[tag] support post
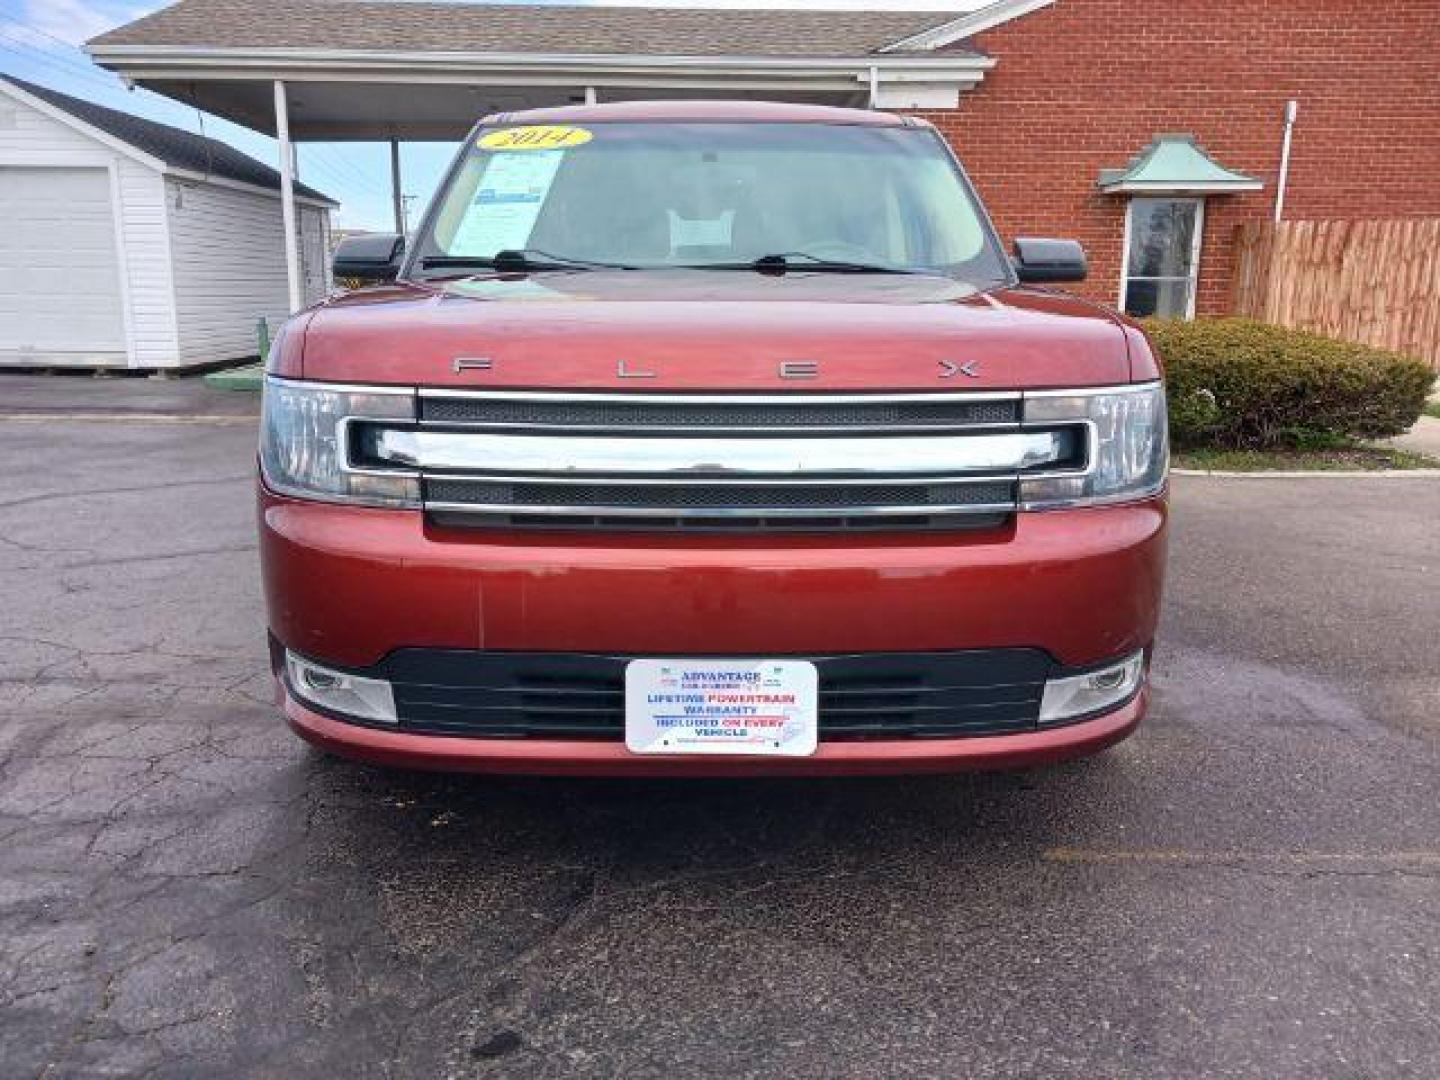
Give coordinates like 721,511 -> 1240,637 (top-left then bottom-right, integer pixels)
273,80 -> 301,312
584,86 -> 598,106
390,139 -> 404,234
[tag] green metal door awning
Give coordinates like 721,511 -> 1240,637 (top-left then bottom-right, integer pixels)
1098,134 -> 1263,195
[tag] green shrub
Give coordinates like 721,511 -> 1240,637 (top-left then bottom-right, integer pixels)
1145,318 -> 1435,449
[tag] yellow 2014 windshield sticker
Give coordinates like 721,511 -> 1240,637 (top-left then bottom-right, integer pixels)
478,125 -> 593,152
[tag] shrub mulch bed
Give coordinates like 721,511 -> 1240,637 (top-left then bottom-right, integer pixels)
1147,317 -> 1434,449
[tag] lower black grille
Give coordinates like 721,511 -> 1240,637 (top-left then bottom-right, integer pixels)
425,478 -> 1016,511
369,648 -> 1052,741
429,510 -> 1011,533
423,478 -> 1017,533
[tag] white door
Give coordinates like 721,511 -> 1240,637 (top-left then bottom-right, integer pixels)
0,166 -> 127,365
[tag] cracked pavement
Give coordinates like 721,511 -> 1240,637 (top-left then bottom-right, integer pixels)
1,376 -> 1438,1078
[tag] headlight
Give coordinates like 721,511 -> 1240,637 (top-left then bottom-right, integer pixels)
1020,383 -> 1168,509
259,376 -> 419,507
1039,650 -> 1146,725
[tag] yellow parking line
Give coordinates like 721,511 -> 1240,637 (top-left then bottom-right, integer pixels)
1044,848 -> 1440,868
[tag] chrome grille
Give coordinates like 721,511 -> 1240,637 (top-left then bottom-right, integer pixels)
348,390 -> 1088,531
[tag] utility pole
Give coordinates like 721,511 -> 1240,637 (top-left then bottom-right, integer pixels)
389,139 -> 404,234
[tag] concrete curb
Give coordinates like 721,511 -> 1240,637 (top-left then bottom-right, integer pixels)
1174,468 -> 1440,479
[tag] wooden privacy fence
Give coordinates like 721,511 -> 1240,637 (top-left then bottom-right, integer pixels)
1231,218 -> 1440,370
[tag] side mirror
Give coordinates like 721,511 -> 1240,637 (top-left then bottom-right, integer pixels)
1012,237 -> 1087,284
333,232 -> 405,284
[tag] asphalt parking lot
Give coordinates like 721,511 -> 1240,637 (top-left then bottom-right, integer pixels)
2,376 -> 1438,1079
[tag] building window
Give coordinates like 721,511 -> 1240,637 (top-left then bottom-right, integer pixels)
1120,197 -> 1204,319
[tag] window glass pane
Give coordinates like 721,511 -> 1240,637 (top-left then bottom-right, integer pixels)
1125,278 -> 1192,319
1127,198 -> 1198,278
421,123 -> 1009,286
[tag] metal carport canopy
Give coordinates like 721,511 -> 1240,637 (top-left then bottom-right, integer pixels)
85,1 -> 998,310
77,50 -> 995,141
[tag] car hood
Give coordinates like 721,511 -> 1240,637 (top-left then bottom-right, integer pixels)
300,271 -> 1134,390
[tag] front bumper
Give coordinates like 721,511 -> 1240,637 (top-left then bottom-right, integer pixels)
281,680 -> 1148,777
260,487 -> 1166,774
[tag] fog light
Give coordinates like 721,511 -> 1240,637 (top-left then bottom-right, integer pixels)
301,668 -> 341,692
285,651 -> 398,724
1039,651 -> 1145,725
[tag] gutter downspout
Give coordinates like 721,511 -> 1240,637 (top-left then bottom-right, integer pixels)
1274,100 -> 1298,223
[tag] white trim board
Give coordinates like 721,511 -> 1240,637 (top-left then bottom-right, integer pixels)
104,158 -> 140,367
89,45 -> 998,75
881,0 -> 1058,53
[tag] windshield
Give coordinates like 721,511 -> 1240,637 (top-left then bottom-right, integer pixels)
411,121 -> 1011,286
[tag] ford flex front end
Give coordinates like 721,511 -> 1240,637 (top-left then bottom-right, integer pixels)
258,101 -> 1168,776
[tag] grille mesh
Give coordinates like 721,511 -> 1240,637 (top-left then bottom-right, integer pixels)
421,395 -> 1020,428
425,478 -> 1016,511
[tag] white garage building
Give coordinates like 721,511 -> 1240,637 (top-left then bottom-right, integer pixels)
0,75 -> 335,370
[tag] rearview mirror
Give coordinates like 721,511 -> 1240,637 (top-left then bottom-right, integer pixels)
1012,237 -> 1087,284
333,233 -> 405,284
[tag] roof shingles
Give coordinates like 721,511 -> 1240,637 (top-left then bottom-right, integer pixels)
89,0 -> 973,59
1,75 -> 334,203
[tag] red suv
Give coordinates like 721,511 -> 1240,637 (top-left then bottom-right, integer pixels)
259,102 -> 1168,776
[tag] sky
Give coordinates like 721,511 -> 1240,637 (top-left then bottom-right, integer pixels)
0,0 -> 984,229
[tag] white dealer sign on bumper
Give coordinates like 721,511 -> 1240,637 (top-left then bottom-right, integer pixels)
625,660 -> 819,757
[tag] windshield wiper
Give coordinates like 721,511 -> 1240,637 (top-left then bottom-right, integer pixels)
681,252 -> 927,276
419,249 -> 638,274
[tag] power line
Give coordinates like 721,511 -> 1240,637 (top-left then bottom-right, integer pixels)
305,144 -> 393,200
295,153 -> 367,202
0,31 -> 242,155
0,13 -> 397,215
0,17 -> 121,84
308,143 -> 391,194
296,155 -> 367,201
0,16 -> 205,133
0,33 -> 122,94
0,10 -> 94,53
288,145 -> 401,213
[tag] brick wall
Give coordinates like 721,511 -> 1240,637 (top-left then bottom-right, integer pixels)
911,0 -> 1440,315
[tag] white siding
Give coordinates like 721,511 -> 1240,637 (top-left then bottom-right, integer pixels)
166,178 -> 331,366
0,89 -> 179,368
